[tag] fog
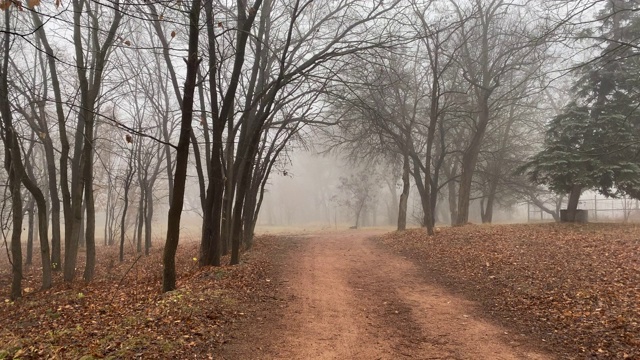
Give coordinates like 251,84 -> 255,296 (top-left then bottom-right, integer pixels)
254,149 -> 531,231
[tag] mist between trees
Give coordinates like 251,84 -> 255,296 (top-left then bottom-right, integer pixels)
1,0 -> 638,298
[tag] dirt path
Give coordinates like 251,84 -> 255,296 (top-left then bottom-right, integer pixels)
221,231 -> 553,359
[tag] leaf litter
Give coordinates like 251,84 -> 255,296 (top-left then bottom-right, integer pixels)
0,236 -> 280,359
3,224 -> 640,359
378,223 -> 640,359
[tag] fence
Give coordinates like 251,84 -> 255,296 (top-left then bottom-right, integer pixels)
527,195 -> 640,222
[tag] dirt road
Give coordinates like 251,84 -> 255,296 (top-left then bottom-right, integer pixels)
221,231 -> 553,359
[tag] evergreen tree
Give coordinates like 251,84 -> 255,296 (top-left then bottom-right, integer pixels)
520,0 -> 640,221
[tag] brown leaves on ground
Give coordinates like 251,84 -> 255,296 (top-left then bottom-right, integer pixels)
379,223 -> 640,359
0,237 -> 279,359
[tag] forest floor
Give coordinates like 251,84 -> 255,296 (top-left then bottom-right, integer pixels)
1,223 -> 639,359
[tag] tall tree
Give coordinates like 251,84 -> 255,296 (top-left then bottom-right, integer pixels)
450,0 -> 550,225
64,0 -> 124,282
0,7 -> 52,297
162,0 -> 203,292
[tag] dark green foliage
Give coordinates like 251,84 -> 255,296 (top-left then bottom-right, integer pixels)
521,103 -> 640,198
520,0 -> 640,199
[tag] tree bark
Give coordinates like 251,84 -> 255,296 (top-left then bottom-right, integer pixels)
65,0 -> 122,282
144,182 -> 154,255
1,8 -> 53,295
83,110 -> 100,280
31,10 -> 65,272
9,172 -> 23,300
421,43 -> 442,234
565,185 -> 582,222
79,193 -> 86,249
136,187 -> 145,254
445,163 -> 459,225
119,152 -> 135,263
26,200 -> 35,266
83,166 -> 96,281
456,94 -> 491,225
398,153 -> 410,231
198,0 -> 225,268
201,0 -> 262,265
22,145 -> 53,289
242,178 -> 260,249
104,182 -> 113,246
162,0 -> 202,292
481,180 -> 498,223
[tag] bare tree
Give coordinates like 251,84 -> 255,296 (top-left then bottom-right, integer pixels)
1,7 -> 52,297
450,0 -> 550,225
335,171 -> 380,229
162,0 -> 204,292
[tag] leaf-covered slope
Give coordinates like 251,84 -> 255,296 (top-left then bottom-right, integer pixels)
379,223 -> 640,359
0,237 -> 280,359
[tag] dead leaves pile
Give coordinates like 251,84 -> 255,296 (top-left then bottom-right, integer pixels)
0,236 -> 279,359
380,223 -> 640,359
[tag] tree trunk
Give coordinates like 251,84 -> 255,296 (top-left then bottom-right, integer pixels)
104,185 -> 112,246
65,0 -> 90,283
162,0 -> 202,292
83,171 -> 96,281
26,201 -> 35,266
199,130 -> 224,266
1,56 -> 24,298
64,177 -> 84,281
221,169 -> 234,256
456,154 -> 476,226
565,185 -> 582,222
65,0 -> 89,283
46,141 -> 62,270
9,173 -> 23,300
446,166 -> 458,225
429,177 -> 439,226
229,120 -> 267,265
409,154 -> 433,233
221,96 -> 237,257
82,116 -> 98,281
230,171 -> 248,265
136,188 -> 145,253
163,134 -> 174,204
199,109 -> 224,265
31,10 -> 65,272
21,148 -> 53,289
398,153 -> 410,231
422,51 -> 442,235
481,180 -> 498,224
66,0 -> 122,282
79,201 -> 86,248
1,9 -> 53,296
386,176 -> 399,226
119,163 -> 134,263
144,183 -> 154,255
456,95 -> 491,226
242,180 -> 260,250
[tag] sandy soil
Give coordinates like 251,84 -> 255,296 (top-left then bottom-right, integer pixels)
220,230 -> 553,359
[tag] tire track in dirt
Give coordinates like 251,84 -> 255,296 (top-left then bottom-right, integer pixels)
267,232 -> 394,359
222,231 -> 554,359
352,235 -> 552,359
